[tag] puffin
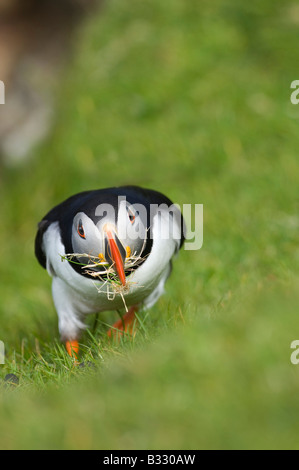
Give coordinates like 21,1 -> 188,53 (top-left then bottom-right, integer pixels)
35,186 -> 185,358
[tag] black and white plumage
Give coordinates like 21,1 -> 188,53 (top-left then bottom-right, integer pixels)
35,186 -> 185,350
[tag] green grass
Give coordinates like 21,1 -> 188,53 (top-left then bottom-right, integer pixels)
1,0 -> 299,449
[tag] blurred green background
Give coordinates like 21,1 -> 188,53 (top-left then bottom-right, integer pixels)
0,0 -> 299,449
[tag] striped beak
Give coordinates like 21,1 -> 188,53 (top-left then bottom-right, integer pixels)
103,225 -> 127,286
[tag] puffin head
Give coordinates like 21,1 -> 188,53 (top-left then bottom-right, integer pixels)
70,195 -> 149,285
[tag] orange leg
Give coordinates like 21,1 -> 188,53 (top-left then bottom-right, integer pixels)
107,306 -> 138,340
65,340 -> 79,360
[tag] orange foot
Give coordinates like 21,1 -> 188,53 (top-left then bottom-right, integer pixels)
107,306 -> 138,341
65,340 -> 79,361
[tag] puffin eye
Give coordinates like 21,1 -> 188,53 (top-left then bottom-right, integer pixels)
77,219 -> 86,239
128,210 -> 136,224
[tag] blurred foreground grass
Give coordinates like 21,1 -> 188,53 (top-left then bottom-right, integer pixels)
0,0 -> 299,449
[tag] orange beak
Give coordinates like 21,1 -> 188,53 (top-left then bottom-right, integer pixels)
104,226 -> 126,286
